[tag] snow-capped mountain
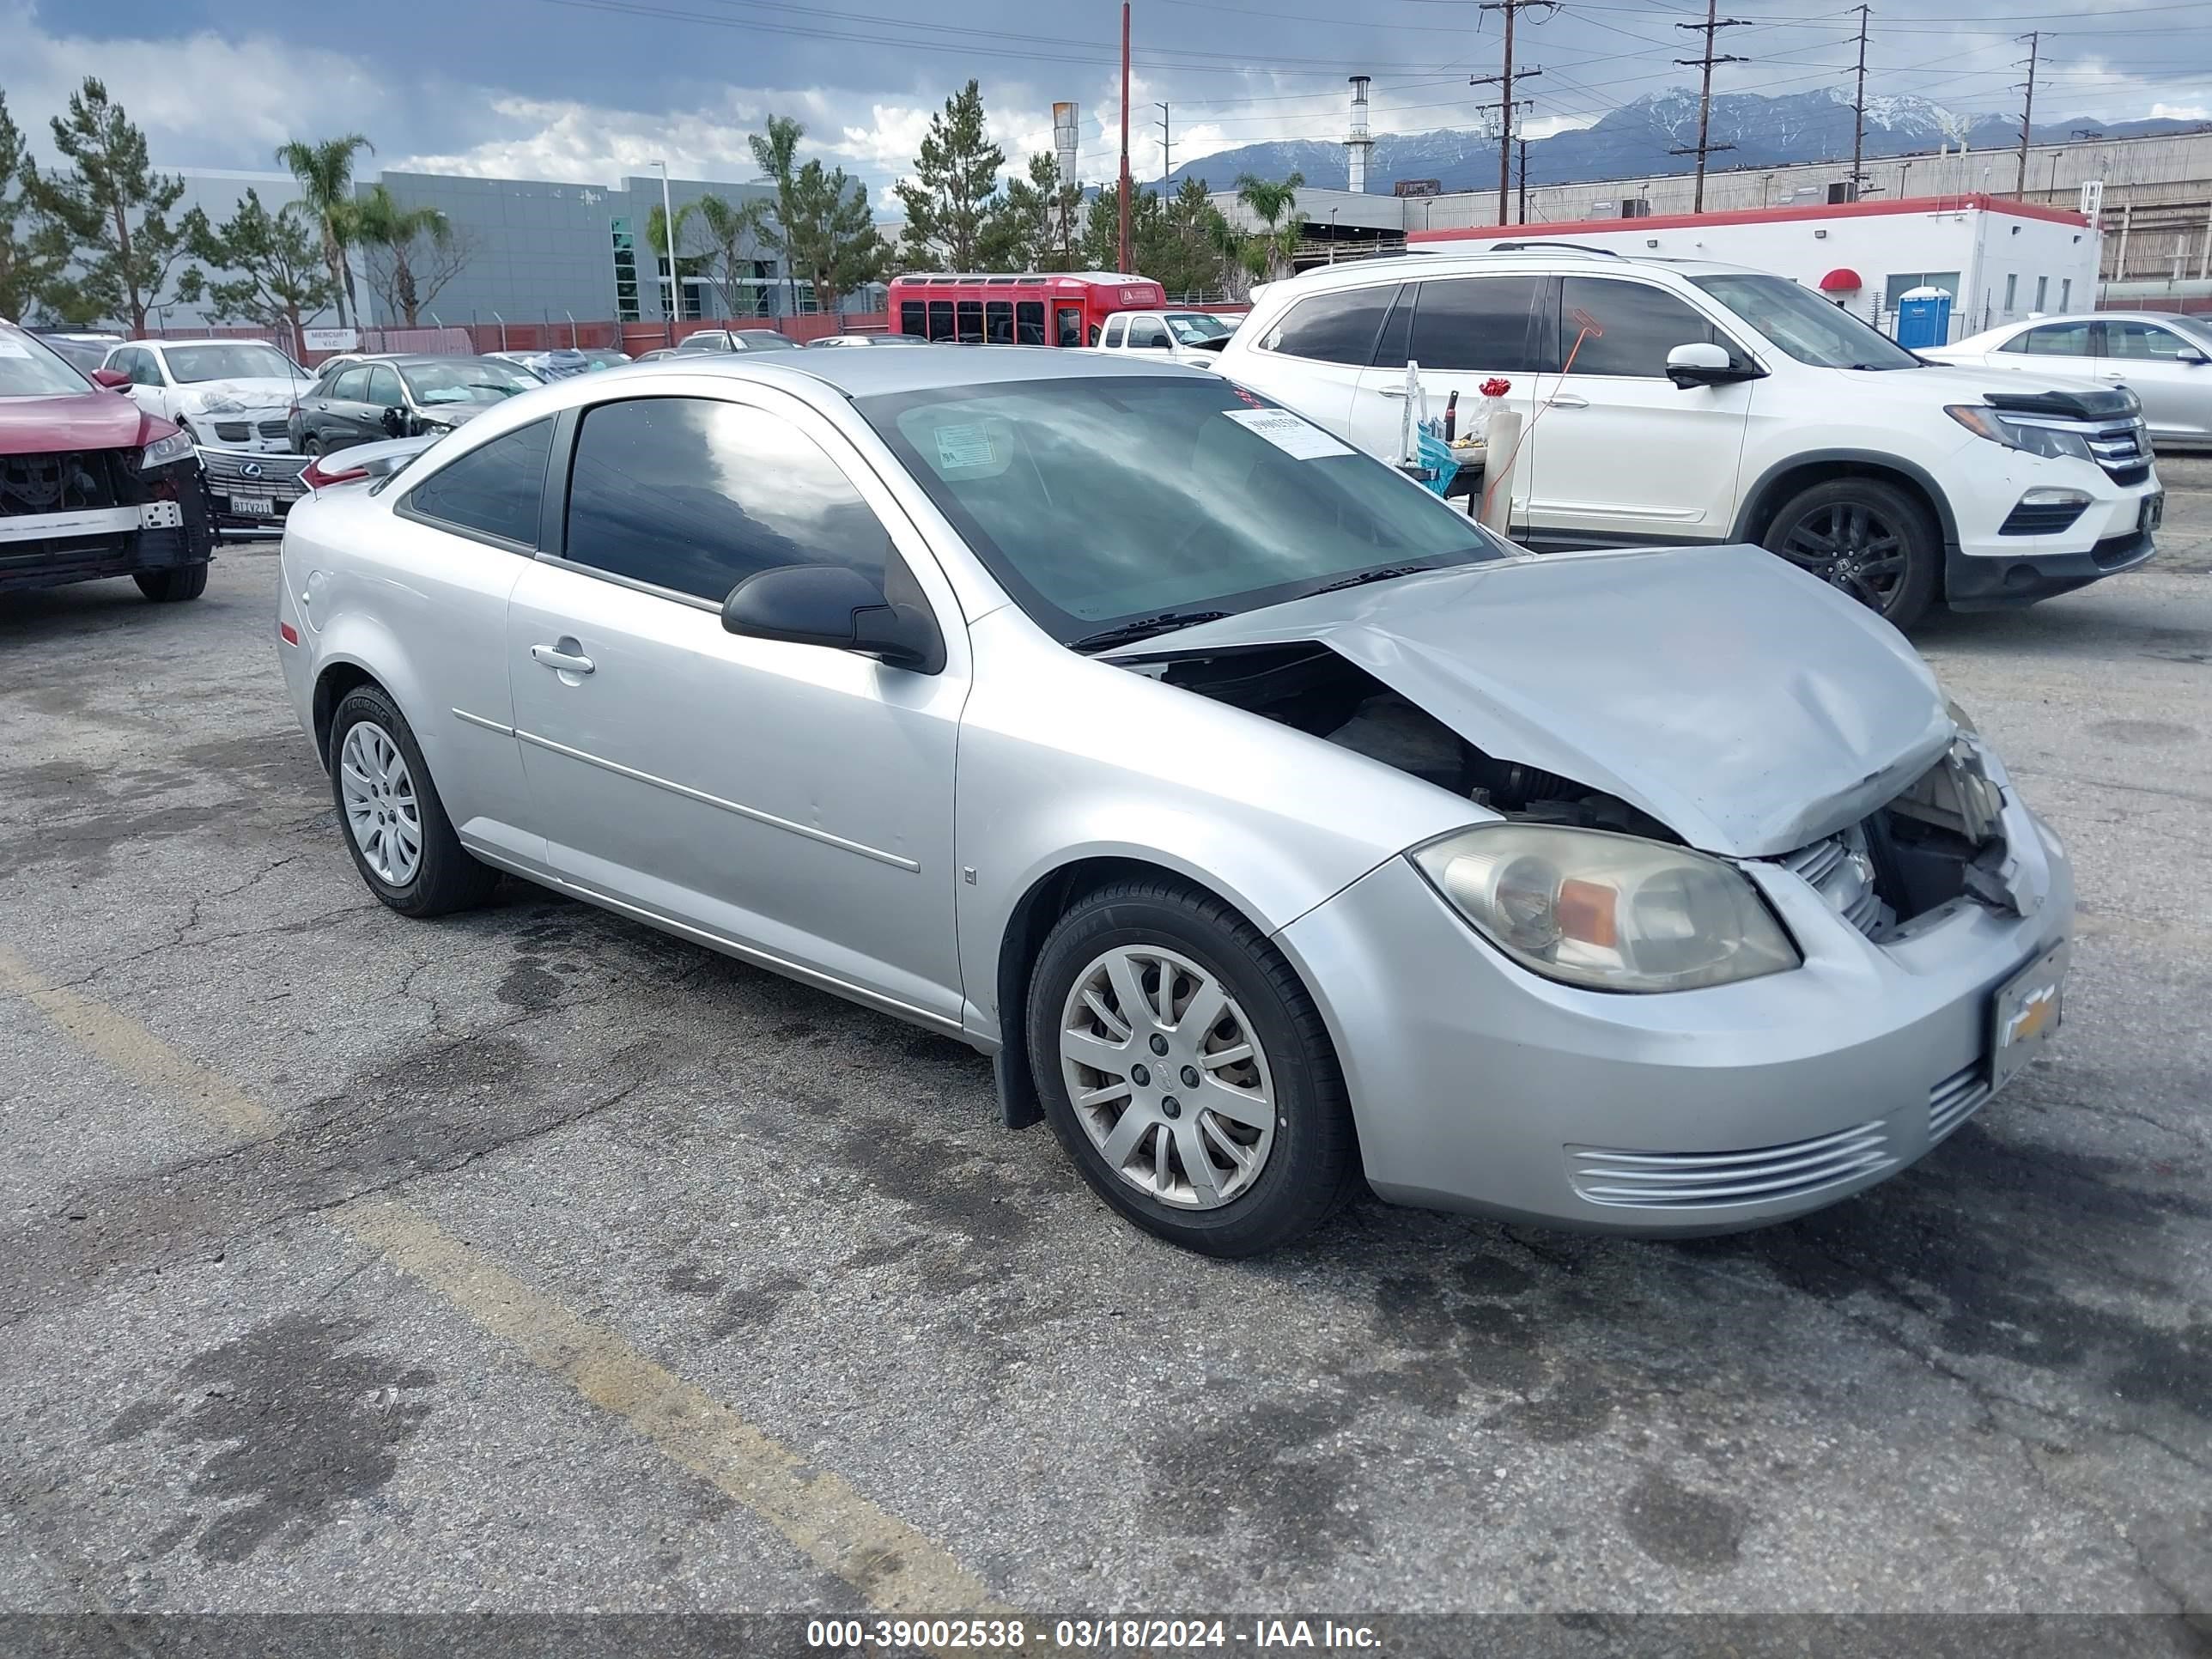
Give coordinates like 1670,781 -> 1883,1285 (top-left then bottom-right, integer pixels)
1164,86 -> 2198,195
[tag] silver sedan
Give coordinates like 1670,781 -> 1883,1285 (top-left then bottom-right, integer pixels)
1926,310 -> 2212,449
276,351 -> 2073,1256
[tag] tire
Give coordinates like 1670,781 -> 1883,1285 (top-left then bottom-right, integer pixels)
1026,878 -> 1359,1258
301,434 -> 322,458
326,684 -> 497,918
134,562 -> 209,602
1759,477 -> 1940,629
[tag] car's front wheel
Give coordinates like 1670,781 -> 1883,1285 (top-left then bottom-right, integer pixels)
327,684 -> 497,918
1761,477 -> 1940,629
301,434 -> 322,458
1027,878 -> 1359,1257
134,563 -> 208,602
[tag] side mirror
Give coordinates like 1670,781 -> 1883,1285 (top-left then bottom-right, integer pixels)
1665,341 -> 1758,388
721,564 -> 945,674
2178,346 -> 2209,367
381,405 -> 406,437
92,368 -> 132,390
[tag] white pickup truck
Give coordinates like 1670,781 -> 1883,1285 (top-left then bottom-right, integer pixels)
1089,309 -> 1239,368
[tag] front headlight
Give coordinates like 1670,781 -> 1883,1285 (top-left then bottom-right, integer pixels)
1943,404 -> 2094,464
1411,824 -> 1801,993
139,429 -> 196,469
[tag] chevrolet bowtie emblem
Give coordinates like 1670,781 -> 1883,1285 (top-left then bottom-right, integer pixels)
2004,986 -> 2058,1047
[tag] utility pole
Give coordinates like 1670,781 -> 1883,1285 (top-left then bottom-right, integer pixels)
2014,30 -> 2041,199
1119,2 -> 1133,273
1673,0 -> 1748,215
1157,102 -> 1171,186
1472,0 -> 1553,226
1517,136 -> 1530,223
1849,5 -> 1870,198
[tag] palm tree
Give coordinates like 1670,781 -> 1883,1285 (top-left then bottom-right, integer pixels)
1234,170 -> 1306,282
749,115 -> 805,314
353,184 -> 452,326
275,134 -> 374,327
646,200 -> 697,321
690,193 -> 776,320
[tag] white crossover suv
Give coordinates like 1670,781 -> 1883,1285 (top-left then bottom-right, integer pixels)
1216,247 -> 2163,629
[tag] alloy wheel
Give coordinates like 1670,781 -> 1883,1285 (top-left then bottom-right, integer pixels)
1774,501 -> 1909,611
1057,945 -> 1277,1210
338,720 -> 423,885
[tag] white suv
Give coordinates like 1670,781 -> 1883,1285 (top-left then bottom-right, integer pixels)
1216,247 -> 2162,628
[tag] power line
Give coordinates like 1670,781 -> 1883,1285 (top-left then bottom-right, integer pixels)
1472,0 -> 1557,224
1673,0 -> 1750,212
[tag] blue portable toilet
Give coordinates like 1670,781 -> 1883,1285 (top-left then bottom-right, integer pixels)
1895,285 -> 1954,349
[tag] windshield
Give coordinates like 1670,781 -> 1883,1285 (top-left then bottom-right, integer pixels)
165,343 -> 302,383
402,360 -> 539,404
1691,274 -> 1921,370
0,328 -> 97,397
860,377 -> 1504,643
1165,313 -> 1233,344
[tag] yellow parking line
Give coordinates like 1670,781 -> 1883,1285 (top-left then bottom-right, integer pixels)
0,944 -> 1011,1625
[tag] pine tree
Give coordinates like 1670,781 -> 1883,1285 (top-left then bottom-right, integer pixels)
1,92 -> 73,324
894,81 -> 1006,272
784,162 -> 888,313
189,190 -> 335,357
28,78 -> 204,332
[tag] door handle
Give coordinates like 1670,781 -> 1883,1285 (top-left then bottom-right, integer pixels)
531,642 -> 595,676
1544,392 -> 1589,409
1377,386 -> 1413,398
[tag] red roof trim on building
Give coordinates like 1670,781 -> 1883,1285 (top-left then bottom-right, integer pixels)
1407,192 -> 2091,245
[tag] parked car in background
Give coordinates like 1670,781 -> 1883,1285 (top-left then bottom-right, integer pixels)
1,320 -> 211,600
287,354 -> 538,453
101,337 -> 312,454
30,331 -> 125,376
804,333 -> 934,349
277,350 -> 2071,1256
1923,311 -> 2212,450
1090,308 -> 1237,367
1217,248 -> 2161,628
633,348 -> 679,363
672,328 -> 799,354
489,347 -> 592,381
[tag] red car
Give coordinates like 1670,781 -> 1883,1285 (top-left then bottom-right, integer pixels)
1,320 -> 212,601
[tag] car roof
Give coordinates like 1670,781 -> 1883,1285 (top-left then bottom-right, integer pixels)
1262,247 -> 1761,295
623,344 -> 1217,398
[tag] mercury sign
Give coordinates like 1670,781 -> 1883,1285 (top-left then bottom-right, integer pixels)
302,327 -> 359,352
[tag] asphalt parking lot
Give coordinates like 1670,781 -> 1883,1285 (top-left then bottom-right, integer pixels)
3,462 -> 2209,1636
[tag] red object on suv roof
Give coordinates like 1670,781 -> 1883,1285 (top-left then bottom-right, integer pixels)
0,321 -> 213,601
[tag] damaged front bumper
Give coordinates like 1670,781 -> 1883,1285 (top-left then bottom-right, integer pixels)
1274,749 -> 2073,1235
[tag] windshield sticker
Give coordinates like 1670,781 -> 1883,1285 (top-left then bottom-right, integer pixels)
1220,406 -> 1352,460
0,337 -> 32,359
933,422 -> 999,472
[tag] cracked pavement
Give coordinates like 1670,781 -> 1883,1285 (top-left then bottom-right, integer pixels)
1,470 -> 2209,1624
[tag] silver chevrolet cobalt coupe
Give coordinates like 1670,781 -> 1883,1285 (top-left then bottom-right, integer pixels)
278,350 -> 2072,1257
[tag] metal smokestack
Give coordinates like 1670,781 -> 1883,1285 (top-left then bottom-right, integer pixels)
1346,75 -> 1375,194
1054,102 -> 1080,188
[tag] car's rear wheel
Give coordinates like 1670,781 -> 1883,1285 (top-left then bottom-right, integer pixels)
134,563 -> 208,602
301,435 -> 322,457
1027,878 -> 1358,1257
1761,477 -> 1939,629
327,684 -> 497,918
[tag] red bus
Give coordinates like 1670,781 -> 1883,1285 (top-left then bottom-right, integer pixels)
887,271 -> 1168,348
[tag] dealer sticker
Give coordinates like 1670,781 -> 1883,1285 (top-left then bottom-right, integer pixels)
1221,406 -> 1352,460
933,422 -> 997,471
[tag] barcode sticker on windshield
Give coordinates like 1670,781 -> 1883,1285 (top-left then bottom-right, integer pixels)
1221,406 -> 1351,459
933,422 -> 997,471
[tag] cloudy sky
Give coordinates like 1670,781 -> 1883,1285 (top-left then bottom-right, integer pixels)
9,0 -> 2209,198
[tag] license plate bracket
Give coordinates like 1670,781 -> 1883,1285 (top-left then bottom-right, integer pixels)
230,494 -> 274,517
1990,939 -> 2068,1094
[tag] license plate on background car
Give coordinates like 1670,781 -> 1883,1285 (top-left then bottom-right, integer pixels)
230,494 -> 273,517
1990,940 -> 2068,1094
2140,493 -> 2165,532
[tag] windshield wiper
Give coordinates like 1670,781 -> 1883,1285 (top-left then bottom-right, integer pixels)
1302,563 -> 1435,596
1066,610 -> 1232,653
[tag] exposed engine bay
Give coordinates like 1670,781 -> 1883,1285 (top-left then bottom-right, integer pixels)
1130,640 -> 2022,938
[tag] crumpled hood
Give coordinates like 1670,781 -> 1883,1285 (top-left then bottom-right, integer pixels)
1109,544 -> 1954,859
181,376 -> 302,410
0,391 -> 163,455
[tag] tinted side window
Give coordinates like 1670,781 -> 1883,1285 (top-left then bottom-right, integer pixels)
900,301 -> 926,337
2106,320 -> 2191,362
405,418 -> 554,547
2007,322 -> 2092,356
1562,276 -> 1729,378
366,365 -> 403,407
564,398 -> 886,603
1260,285 -> 1396,366
332,367 -> 369,400
1127,318 -> 1170,349
1407,277 -> 1546,373
1102,316 -> 1126,348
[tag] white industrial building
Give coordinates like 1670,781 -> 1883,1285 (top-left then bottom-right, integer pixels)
1411,194 -> 2102,343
